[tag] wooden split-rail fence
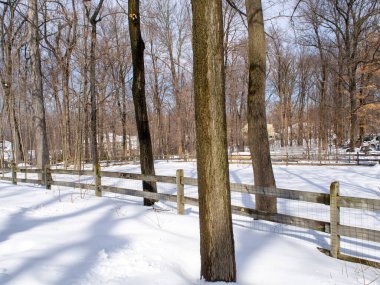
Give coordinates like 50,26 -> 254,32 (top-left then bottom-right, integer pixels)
2,163 -> 380,268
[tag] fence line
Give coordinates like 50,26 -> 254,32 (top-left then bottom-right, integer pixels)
228,153 -> 380,166
16,151 -> 380,169
4,166 -> 380,268
103,152 -> 380,166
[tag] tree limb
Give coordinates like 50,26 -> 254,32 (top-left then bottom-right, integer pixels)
225,0 -> 246,17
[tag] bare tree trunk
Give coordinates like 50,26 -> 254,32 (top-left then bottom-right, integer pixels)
149,48 -> 163,156
62,65 -> 71,166
297,103 -> 304,146
82,18 -> 90,162
128,0 -> 157,206
349,67 -> 357,148
98,87 -> 105,160
0,2 -> 24,164
318,61 -> 327,158
335,56 -> 344,147
146,31 -> 161,155
287,91 -> 293,147
358,73 -> 368,142
28,0 -> 50,180
120,70 -> 128,159
75,86 -> 82,170
246,0 -> 277,213
9,89 -> 24,163
297,60 -> 307,146
84,0 -> 105,196
167,34 -> 183,157
89,20 -> 99,168
83,74 -> 90,161
192,0 -> 236,281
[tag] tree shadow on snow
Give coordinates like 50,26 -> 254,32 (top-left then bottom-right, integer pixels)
0,186 -> 149,285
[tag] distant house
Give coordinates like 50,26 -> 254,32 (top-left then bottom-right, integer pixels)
0,140 -> 12,160
289,122 -> 311,133
101,133 -> 139,153
242,124 -> 278,141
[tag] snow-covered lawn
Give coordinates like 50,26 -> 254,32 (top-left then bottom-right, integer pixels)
103,161 -> 380,198
0,162 -> 379,284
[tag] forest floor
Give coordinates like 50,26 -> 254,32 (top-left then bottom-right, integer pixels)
0,162 -> 379,284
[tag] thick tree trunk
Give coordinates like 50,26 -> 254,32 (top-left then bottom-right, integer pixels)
192,0 -> 236,282
246,0 -> 277,213
128,0 -> 157,206
28,0 -> 50,180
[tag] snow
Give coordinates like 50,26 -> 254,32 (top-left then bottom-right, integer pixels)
103,161 -> 380,198
0,162 -> 379,284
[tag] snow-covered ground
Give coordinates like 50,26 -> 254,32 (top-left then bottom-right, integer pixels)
0,162 -> 379,284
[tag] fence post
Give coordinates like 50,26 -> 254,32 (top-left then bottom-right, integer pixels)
356,152 -> 359,165
330,181 -> 340,258
45,165 -> 51,190
11,161 -> 17,185
176,169 -> 185,215
94,163 -> 102,197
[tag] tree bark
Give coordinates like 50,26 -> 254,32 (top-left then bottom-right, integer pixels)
120,69 -> 128,159
148,42 -> 163,156
28,0 -> 50,180
89,20 -> 99,168
245,0 -> 277,213
0,2 -> 24,164
84,0 -> 105,196
348,66 -> 358,148
62,64 -> 71,166
192,0 -> 236,281
82,12 -> 90,162
128,0 -> 157,206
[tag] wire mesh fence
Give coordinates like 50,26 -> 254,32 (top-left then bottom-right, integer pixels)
231,194 -> 331,250
339,197 -> 380,263
230,188 -> 380,265
1,165 -> 379,267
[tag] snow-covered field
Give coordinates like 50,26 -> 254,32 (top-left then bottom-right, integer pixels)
0,162 -> 379,284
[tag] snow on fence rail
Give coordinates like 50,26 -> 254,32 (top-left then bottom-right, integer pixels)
2,165 -> 380,268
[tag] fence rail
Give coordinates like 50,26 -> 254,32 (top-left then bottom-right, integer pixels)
15,151 -> 380,169
229,153 -> 380,165
3,165 -> 380,268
